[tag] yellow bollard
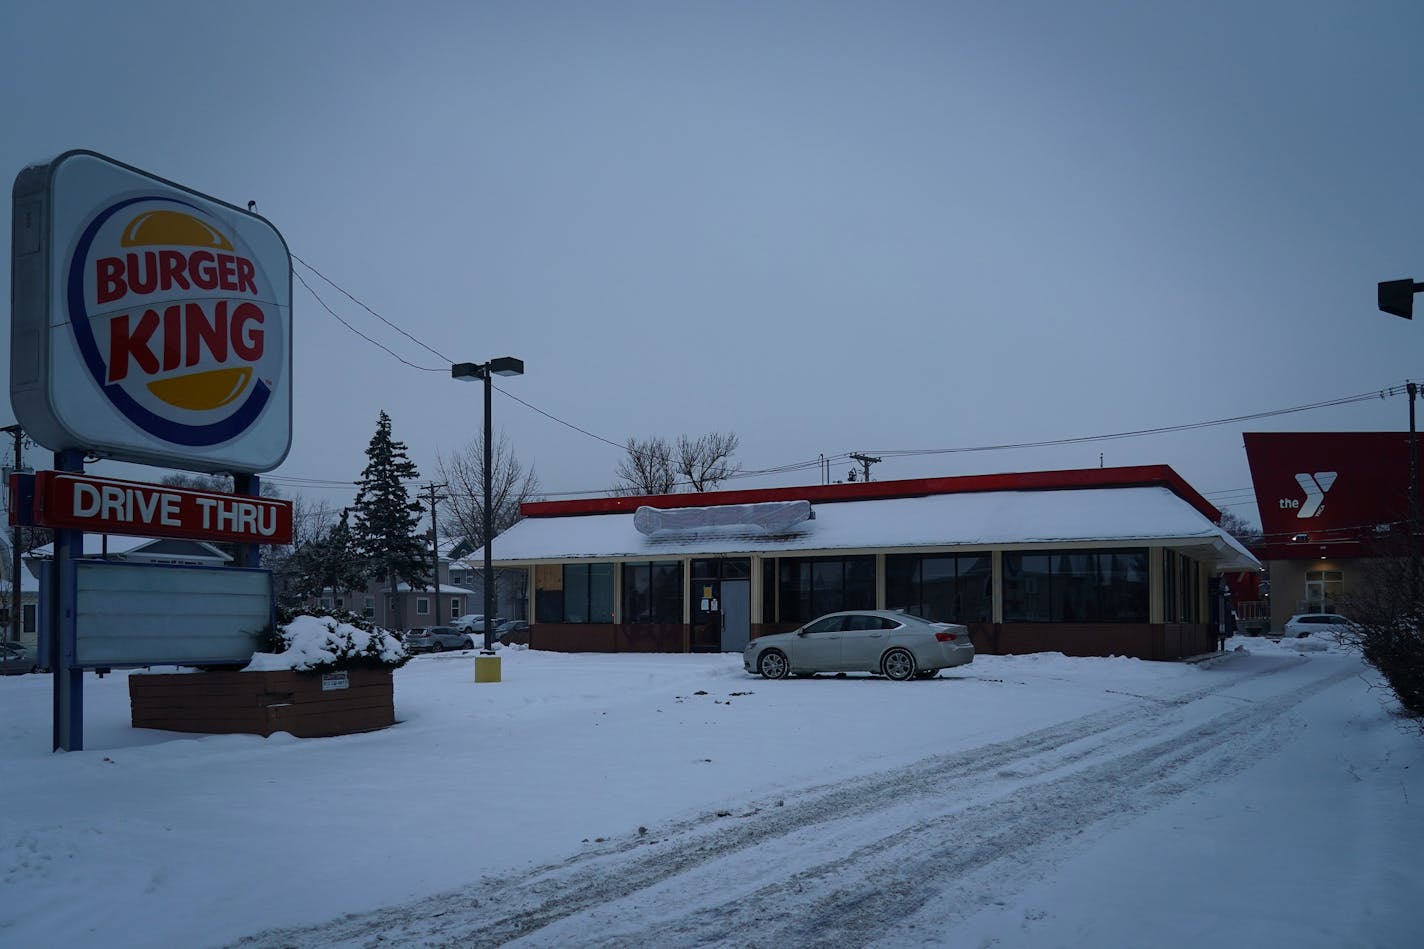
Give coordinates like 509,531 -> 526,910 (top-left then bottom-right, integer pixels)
474,654 -> 502,683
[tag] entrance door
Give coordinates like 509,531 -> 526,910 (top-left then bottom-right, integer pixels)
721,580 -> 750,652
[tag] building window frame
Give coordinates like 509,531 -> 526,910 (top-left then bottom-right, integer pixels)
621,560 -> 683,624
1003,548 -> 1150,624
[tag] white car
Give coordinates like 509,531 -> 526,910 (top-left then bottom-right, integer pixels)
1281,613 -> 1353,638
744,610 -> 974,681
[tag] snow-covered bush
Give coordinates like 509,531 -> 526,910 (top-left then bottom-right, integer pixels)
244,605 -> 409,674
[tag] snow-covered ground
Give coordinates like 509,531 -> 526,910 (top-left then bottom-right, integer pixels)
1,637 -> 1420,948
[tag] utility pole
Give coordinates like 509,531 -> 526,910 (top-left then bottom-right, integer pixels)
422,483 -> 448,623
2,424 -> 23,645
849,453 -> 881,483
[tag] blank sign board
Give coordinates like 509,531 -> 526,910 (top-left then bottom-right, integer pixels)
73,561 -> 272,667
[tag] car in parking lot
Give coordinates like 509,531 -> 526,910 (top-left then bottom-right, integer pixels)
402,626 -> 473,652
496,620 -> 530,645
453,614 -> 505,634
1281,613 -> 1354,639
1,641 -> 37,675
744,610 -> 974,680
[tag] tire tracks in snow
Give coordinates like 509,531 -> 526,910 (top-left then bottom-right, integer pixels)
229,655 -> 1349,949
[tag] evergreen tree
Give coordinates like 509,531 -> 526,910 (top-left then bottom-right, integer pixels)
351,412 -> 429,622
284,509 -> 368,608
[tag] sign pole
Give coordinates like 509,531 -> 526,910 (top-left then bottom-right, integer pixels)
52,448 -> 84,752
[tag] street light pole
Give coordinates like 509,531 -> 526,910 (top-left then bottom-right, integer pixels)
452,357 -> 525,654
482,364 -> 494,652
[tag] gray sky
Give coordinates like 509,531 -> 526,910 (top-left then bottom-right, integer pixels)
5,0 -> 1424,530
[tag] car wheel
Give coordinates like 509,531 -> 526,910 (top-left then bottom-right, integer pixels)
758,650 -> 791,680
882,647 -> 917,681
430,642 -> 444,652
462,637 -> 474,649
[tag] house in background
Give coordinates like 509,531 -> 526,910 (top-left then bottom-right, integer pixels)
0,531 -> 41,651
308,544 -> 478,632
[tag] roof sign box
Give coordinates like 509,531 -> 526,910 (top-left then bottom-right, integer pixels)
11,150 -> 292,473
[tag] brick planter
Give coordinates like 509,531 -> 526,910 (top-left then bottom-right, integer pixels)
129,668 -> 395,739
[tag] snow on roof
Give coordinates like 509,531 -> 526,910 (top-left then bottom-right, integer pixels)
395,582 -> 476,595
27,535 -> 232,562
477,486 -> 1261,571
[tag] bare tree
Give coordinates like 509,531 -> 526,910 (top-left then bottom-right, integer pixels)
437,429 -> 541,551
159,471 -> 282,498
1217,510 -> 1262,548
676,431 -> 741,492
1337,532 -> 1424,724
612,435 -> 677,496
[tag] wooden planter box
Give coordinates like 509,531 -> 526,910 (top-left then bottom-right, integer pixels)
129,668 -> 395,739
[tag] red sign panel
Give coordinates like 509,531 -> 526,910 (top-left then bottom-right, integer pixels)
31,471 -> 293,545
1244,431 -> 1421,556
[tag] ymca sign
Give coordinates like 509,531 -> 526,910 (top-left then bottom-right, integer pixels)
24,471 -> 293,545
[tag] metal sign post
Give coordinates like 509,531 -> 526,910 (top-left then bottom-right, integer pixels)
51,449 -> 84,752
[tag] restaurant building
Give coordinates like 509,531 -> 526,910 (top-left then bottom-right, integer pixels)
478,464 -> 1258,661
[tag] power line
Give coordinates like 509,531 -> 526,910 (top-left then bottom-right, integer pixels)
861,386 -> 1410,460
285,254 -> 1419,504
293,255 -> 454,365
293,269 -> 443,373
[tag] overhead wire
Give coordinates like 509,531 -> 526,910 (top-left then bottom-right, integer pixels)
286,254 -> 1416,509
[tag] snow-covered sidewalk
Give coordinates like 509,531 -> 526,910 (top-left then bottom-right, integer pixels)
1,638 -> 1419,947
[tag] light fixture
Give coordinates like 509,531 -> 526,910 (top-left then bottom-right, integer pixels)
1291,533 -> 1309,542
1379,278 -> 1423,320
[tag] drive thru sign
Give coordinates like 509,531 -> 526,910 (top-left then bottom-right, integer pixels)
26,471 -> 293,545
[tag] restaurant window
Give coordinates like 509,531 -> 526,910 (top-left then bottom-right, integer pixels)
621,561 -> 682,623
553,563 -> 615,624
1162,550 -> 1202,623
776,556 -> 874,625
885,553 -> 992,623
1003,549 -> 1148,623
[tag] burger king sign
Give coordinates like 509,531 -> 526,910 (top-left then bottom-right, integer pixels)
11,150 -> 292,472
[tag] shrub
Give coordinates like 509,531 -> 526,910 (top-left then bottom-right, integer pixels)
1339,550 -> 1424,723
245,604 -> 409,675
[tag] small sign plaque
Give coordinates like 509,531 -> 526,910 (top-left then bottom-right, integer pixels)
321,672 -> 349,692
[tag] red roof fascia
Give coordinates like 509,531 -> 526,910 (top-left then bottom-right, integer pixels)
522,464 -> 1222,523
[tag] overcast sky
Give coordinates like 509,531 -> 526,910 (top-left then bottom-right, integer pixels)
5,0 -> 1424,530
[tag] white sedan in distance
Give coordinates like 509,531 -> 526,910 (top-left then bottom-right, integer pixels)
1281,613 -> 1354,638
745,610 -> 974,681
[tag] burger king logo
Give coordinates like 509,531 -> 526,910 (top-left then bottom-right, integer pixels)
66,195 -> 285,447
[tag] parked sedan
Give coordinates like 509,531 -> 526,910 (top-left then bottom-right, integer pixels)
744,610 -> 974,681
1,641 -> 38,676
1281,613 -> 1353,639
402,626 -> 474,653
